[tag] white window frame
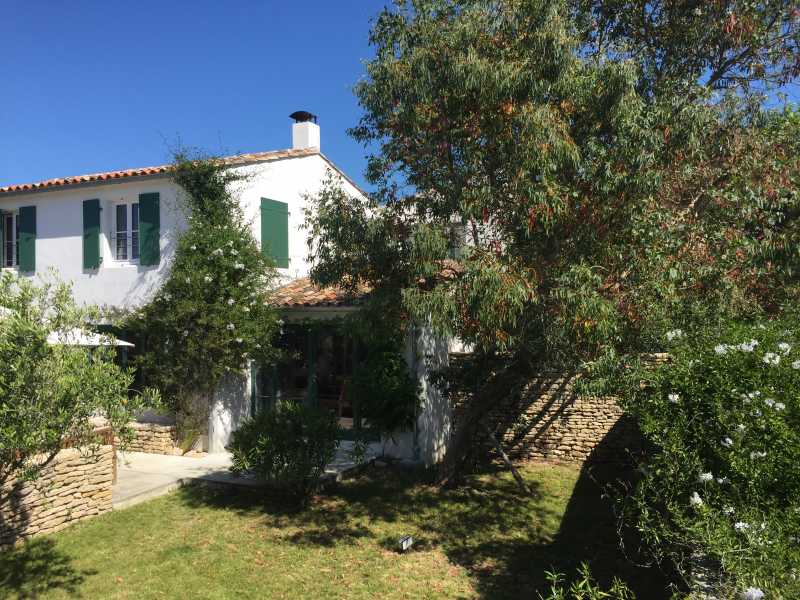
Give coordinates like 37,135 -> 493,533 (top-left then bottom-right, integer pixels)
2,211 -> 19,269
112,202 -> 139,263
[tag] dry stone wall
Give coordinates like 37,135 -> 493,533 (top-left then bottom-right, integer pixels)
484,373 -> 639,463
455,355 -> 669,465
0,445 -> 114,546
120,422 -> 179,455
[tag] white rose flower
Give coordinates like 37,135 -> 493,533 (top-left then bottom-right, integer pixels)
778,342 -> 791,355
750,451 -> 767,459
226,323 -> 235,331
698,472 -> 713,483
762,352 -> 780,366
235,338 -> 243,343
734,522 -> 750,532
775,402 -> 785,411
721,437 -> 734,448
190,245 -> 197,251
204,275 -> 213,283
723,506 -> 735,515
666,329 -> 683,342
227,298 -> 235,305
714,344 -> 729,355
689,491 -> 704,507
668,393 -> 680,403
793,359 -> 800,370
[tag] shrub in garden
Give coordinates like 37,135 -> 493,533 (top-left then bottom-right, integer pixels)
617,319 -> 800,598
539,563 -> 634,600
228,401 -> 340,506
350,344 -> 420,439
0,272 -> 156,513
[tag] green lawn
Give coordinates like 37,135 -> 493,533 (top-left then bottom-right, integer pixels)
0,463 -> 670,599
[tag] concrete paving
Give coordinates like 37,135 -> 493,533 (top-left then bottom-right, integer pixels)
112,440 -> 381,510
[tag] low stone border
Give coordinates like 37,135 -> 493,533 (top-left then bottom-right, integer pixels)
118,422 -> 180,455
1,445 -> 114,547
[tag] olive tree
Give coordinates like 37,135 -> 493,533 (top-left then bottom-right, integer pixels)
0,273 -> 154,515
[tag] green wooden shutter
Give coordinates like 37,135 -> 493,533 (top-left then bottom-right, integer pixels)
260,198 -> 289,268
82,199 -> 101,270
139,192 -> 160,266
18,206 -> 36,272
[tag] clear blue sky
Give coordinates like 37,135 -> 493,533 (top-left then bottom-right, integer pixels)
0,1 -> 388,190
2,2 -> 797,192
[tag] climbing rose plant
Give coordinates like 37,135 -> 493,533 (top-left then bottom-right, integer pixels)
127,152 -> 280,432
615,318 -> 800,597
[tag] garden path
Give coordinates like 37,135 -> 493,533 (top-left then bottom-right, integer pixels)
112,440 -> 381,510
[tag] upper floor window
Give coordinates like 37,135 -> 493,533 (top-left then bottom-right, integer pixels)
114,203 -> 139,261
2,212 -> 18,268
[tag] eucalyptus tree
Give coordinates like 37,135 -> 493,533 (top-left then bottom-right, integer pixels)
306,0 -> 800,482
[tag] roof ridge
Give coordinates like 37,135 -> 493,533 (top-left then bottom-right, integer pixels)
0,147 -> 318,195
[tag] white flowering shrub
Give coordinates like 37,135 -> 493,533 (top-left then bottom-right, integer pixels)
618,320 -> 800,598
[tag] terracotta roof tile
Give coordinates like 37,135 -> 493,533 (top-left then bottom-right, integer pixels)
272,277 -> 369,308
0,148 -> 318,195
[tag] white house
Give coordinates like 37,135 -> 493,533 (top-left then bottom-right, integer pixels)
0,113 -> 454,465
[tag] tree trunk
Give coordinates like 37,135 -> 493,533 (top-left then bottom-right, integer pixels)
438,365 -> 522,485
481,422 -> 529,494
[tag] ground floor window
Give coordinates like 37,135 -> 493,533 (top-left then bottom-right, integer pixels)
255,324 -> 376,438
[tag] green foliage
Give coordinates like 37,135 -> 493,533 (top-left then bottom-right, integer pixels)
571,0 -> 800,97
126,152 -> 280,430
615,317 -> 800,597
540,563 -> 635,600
228,401 -> 340,506
305,2 -> 800,485
350,344 -> 420,438
0,272 -> 155,503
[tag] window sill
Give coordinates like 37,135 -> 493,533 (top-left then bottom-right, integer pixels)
105,260 -> 140,269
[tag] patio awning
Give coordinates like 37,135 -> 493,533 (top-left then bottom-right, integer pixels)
46,328 -> 135,348
0,307 -> 134,347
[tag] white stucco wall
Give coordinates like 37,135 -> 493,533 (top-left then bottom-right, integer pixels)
382,324 -> 454,466
207,369 -> 253,453
0,152 -> 364,310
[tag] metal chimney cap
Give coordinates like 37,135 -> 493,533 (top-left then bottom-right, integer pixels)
289,111 -> 318,124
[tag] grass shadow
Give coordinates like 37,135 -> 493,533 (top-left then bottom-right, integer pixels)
0,537 -> 94,599
175,455 -> 672,599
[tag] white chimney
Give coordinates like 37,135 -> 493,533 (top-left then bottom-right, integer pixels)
290,111 -> 320,150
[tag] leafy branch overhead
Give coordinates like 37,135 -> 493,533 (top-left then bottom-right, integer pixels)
304,0 -> 800,484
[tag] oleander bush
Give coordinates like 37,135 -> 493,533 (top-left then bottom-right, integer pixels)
228,401 -> 340,506
617,318 -> 800,598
